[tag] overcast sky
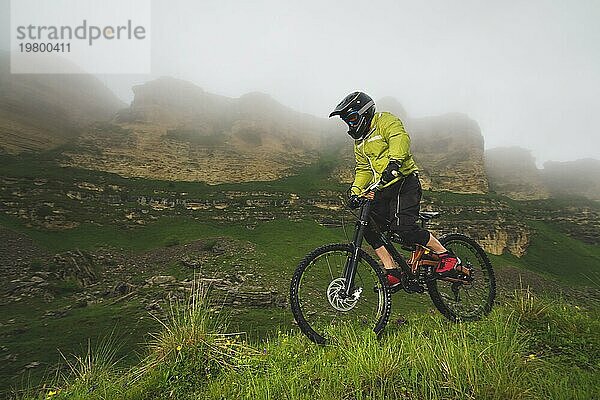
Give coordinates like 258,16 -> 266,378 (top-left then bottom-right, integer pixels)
2,0 -> 599,166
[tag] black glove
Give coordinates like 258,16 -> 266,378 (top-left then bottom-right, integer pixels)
381,160 -> 403,184
347,194 -> 363,209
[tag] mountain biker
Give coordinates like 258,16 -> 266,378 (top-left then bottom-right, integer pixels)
329,91 -> 460,289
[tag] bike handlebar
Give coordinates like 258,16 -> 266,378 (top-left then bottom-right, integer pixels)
347,173 -> 403,209
361,179 -> 386,196
360,171 -> 401,196
346,180 -> 383,209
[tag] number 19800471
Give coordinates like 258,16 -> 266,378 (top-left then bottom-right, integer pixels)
19,42 -> 71,52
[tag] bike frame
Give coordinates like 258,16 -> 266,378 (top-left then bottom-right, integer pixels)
342,198 -> 414,296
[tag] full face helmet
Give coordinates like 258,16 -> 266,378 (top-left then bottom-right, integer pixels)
329,91 -> 376,140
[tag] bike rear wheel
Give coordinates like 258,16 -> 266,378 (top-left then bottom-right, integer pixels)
428,233 -> 496,321
290,243 -> 391,344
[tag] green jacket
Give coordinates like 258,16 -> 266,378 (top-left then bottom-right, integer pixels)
351,112 -> 419,195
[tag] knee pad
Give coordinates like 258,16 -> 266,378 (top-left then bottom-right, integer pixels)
363,229 -> 385,249
396,228 -> 430,247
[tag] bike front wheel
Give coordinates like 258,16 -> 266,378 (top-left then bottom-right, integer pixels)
290,243 -> 391,344
428,233 -> 496,321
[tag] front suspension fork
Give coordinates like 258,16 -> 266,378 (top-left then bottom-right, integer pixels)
343,202 -> 372,297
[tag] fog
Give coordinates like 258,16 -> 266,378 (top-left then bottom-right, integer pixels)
2,0 -> 599,165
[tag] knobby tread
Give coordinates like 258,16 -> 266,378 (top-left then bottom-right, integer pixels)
290,243 -> 392,344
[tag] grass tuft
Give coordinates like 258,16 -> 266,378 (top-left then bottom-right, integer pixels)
143,281 -> 255,371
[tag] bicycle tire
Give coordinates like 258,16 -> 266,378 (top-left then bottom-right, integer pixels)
290,243 -> 391,344
428,233 -> 496,322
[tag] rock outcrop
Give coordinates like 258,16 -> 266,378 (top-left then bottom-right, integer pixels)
52,250 -> 98,287
62,77 -> 337,183
408,113 -> 488,194
476,225 -> 531,257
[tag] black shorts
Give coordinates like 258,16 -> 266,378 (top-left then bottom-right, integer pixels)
363,173 -> 430,249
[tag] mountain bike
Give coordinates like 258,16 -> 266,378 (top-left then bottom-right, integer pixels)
290,180 -> 496,344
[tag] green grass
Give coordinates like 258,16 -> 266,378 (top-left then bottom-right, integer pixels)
0,213 -> 349,288
2,152 -> 600,398
2,150 -> 598,285
15,288 -> 599,400
0,214 -> 344,253
0,299 -> 157,394
488,221 -> 600,286
0,218 -> 349,394
521,221 -> 600,284
0,149 -> 344,197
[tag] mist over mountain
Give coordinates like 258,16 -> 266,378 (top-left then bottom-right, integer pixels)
485,147 -> 549,199
376,97 -> 409,121
485,147 -> 600,200
0,52 -> 125,153
117,76 -> 334,150
0,65 -> 597,200
542,158 -> 600,200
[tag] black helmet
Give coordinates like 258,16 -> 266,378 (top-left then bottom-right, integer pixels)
329,91 -> 376,140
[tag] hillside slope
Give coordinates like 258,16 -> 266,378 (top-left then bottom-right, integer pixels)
15,287 -> 600,400
0,52 -> 125,154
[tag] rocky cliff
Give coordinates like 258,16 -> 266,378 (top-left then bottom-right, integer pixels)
62,77 -> 337,183
408,113 -> 488,194
0,52 -> 125,154
1,69 -> 556,196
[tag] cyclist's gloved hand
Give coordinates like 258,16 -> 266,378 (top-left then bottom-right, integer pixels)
347,194 -> 362,209
381,160 -> 403,184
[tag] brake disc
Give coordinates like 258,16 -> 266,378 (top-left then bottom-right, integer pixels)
327,278 -> 361,311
